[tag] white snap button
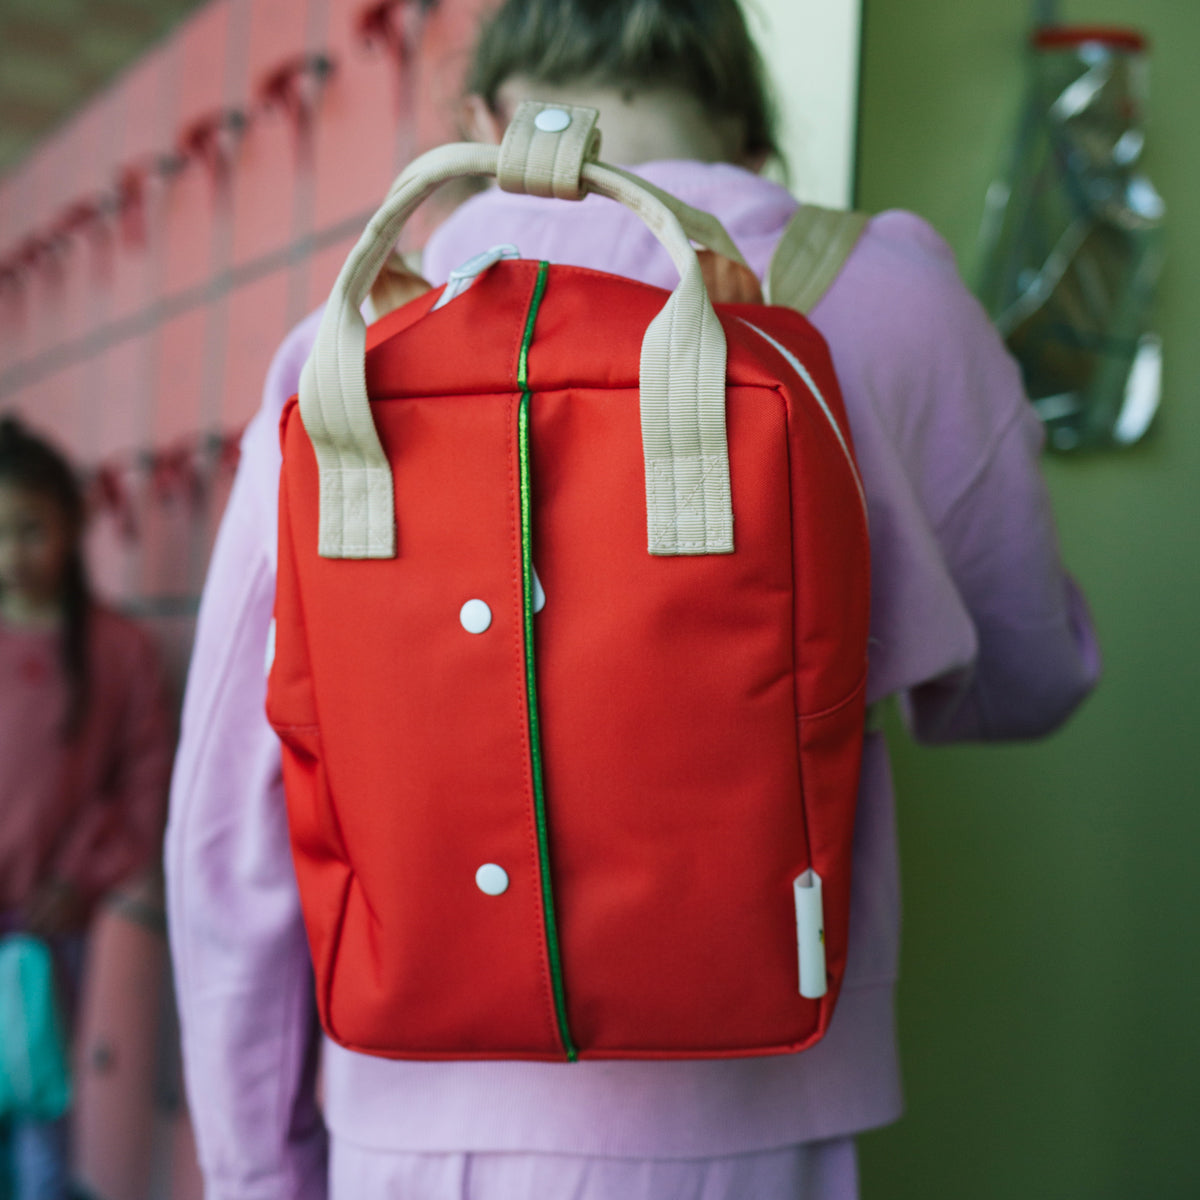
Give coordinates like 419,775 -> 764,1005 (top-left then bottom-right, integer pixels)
475,863 -> 509,896
531,567 -> 546,614
460,599 -> 492,634
534,108 -> 571,134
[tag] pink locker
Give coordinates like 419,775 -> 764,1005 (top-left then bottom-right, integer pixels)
311,0 -> 398,235
230,0 -> 310,272
160,2 -> 235,306
47,97 -> 119,353
107,46 -> 180,329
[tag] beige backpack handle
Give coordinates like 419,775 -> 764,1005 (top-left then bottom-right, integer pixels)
299,102 -> 738,561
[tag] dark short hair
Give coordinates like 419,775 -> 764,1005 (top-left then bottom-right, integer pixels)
466,0 -> 780,164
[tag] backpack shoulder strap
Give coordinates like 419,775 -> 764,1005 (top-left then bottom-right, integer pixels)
765,205 -> 870,314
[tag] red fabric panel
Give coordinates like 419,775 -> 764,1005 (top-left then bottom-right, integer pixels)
275,391 -> 566,1057
529,379 -> 817,1054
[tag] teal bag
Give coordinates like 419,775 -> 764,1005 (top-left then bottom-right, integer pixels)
0,935 -> 72,1122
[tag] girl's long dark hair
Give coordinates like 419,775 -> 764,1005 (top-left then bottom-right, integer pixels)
0,416 -> 90,739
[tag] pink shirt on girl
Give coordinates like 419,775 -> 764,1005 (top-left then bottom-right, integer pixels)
166,161 -> 1099,1199
1,605 -> 173,911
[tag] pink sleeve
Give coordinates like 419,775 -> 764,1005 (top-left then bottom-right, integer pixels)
164,313 -> 329,1200
868,213 -> 1101,741
812,209 -> 1100,739
903,402 -> 1102,742
50,631 -> 174,900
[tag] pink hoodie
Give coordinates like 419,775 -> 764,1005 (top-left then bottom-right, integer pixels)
165,161 -> 1098,1199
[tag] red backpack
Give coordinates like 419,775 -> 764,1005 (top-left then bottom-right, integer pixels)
266,102 -> 870,1062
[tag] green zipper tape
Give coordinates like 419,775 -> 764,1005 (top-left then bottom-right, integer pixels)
517,262 -> 577,1061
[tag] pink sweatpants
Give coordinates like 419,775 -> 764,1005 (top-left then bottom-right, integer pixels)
330,1137 -> 858,1200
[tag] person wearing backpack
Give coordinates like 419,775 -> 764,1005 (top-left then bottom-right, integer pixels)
165,2 -> 1100,1197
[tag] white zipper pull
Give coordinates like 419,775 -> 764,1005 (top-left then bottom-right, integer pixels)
794,870 -> 828,999
433,244 -> 521,310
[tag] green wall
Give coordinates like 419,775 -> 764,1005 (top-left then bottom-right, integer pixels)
855,2 -> 1200,1196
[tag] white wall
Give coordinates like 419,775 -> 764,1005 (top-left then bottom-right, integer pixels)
741,0 -> 863,208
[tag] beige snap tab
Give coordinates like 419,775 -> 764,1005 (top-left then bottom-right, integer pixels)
534,108 -> 571,133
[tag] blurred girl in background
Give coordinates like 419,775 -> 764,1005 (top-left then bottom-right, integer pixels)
0,416 -> 173,1200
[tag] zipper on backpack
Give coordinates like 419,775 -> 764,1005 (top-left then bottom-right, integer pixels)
517,262 -> 577,1062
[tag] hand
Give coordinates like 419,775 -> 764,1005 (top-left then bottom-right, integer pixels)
370,252 -> 432,319
23,878 -> 86,938
697,249 -> 764,305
